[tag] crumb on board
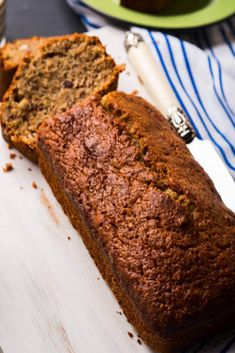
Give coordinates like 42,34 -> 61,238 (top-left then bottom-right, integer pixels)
128,332 -> 134,339
20,186 -> 24,190
126,71 -> 130,76
137,338 -> 142,345
97,277 -> 100,280
19,155 -> 23,160
28,167 -> 32,171
119,63 -> 126,71
9,152 -> 16,159
67,236 -> 71,241
131,89 -> 139,96
116,311 -> 122,315
2,163 -> 13,172
32,182 -> 38,189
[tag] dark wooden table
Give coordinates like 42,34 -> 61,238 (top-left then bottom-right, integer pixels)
6,0 -> 86,40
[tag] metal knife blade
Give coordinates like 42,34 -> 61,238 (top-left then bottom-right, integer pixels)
124,31 -> 235,212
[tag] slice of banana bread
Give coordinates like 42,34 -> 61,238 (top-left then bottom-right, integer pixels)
0,37 -> 45,99
38,92 -> 235,353
1,34 -> 121,162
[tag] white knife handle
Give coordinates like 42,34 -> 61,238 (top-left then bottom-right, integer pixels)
124,31 -> 195,144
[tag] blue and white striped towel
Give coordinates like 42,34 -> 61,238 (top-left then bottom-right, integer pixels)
67,3 -> 235,353
67,0 -> 235,179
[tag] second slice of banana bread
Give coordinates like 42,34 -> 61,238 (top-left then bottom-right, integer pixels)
1,34 -> 121,162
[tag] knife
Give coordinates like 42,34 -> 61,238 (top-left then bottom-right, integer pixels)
124,31 -> 235,212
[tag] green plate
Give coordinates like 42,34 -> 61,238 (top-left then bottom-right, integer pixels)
82,0 -> 235,29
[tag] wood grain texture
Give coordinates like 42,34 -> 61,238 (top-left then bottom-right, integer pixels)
0,27 -> 234,353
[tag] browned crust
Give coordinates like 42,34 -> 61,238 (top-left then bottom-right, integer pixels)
0,33 -> 122,162
38,145 -> 234,353
0,67 -> 16,101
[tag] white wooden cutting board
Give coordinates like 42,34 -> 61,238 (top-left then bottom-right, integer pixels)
0,27 -> 234,353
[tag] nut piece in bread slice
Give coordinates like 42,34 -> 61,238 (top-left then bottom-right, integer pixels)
1,33 -> 122,162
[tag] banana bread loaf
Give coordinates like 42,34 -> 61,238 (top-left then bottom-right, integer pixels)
0,36 -> 45,99
119,0 -> 171,13
1,34 -> 121,162
38,92 -> 235,353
